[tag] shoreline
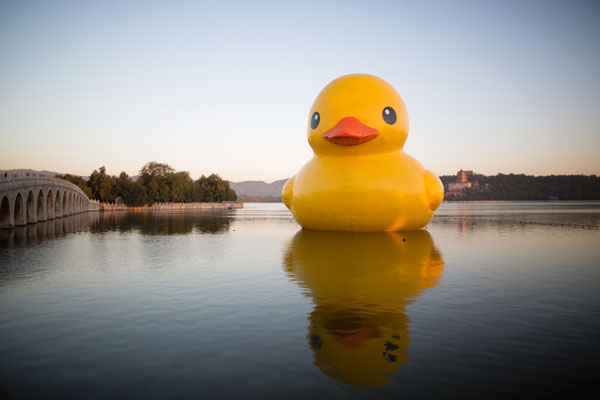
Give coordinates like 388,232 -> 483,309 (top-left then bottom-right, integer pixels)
443,199 -> 600,203
239,200 -> 600,204
99,201 -> 243,211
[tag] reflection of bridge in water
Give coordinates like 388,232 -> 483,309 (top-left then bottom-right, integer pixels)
1,171 -> 99,229
0,213 -> 95,248
0,210 -> 235,248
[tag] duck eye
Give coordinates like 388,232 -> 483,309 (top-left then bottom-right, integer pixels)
311,112 -> 320,129
382,107 -> 397,125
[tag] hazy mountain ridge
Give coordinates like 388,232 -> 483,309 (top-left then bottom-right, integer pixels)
1,169 -> 62,177
229,179 -> 288,197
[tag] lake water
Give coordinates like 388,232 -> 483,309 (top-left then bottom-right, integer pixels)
1,202 -> 599,399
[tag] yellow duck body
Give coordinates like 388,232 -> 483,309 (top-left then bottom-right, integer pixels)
282,74 -> 443,232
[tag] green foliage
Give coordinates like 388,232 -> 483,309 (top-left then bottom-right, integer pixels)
55,173 -> 93,198
88,166 -> 117,203
442,173 -> 600,201
124,181 -> 148,206
64,162 -> 237,205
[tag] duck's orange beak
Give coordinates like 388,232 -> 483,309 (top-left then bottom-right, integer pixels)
323,117 -> 379,146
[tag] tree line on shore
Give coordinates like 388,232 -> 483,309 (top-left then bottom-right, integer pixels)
58,167 -> 600,204
440,173 -> 600,201
57,162 -> 237,206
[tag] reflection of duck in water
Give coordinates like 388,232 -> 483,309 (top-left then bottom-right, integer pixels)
283,230 -> 444,388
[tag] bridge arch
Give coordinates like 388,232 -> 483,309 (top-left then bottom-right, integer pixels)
26,190 -> 34,223
14,193 -> 24,226
1,196 -> 9,228
55,191 -> 61,217
62,193 -> 67,215
47,189 -> 54,219
37,189 -> 45,221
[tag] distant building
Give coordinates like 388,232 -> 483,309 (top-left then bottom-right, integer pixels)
446,169 -> 479,197
457,170 -> 473,183
448,170 -> 474,192
448,182 -> 471,192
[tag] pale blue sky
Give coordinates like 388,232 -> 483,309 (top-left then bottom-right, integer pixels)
1,0 -> 599,181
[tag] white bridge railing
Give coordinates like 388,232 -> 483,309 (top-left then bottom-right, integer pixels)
0,171 -> 92,201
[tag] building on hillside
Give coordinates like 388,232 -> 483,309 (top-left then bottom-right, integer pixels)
448,170 -> 474,192
457,170 -> 473,183
445,169 -> 482,200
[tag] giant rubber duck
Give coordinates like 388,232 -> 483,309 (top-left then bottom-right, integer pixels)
282,74 -> 444,231
283,229 -> 445,388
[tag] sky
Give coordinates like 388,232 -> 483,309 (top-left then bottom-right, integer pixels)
1,0 -> 599,182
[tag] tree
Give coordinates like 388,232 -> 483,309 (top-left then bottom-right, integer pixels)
124,181 -> 148,206
79,162 -> 238,205
114,172 -> 134,202
56,173 -> 93,198
88,166 -> 116,202
139,162 -> 176,204
140,162 -> 175,178
442,172 -> 600,201
170,171 -> 194,202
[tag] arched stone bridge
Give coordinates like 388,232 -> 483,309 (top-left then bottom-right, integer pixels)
1,171 -> 100,229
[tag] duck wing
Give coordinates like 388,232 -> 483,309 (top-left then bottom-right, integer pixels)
424,170 -> 444,211
282,176 -> 295,209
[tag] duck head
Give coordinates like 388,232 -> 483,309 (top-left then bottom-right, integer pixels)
308,74 -> 409,157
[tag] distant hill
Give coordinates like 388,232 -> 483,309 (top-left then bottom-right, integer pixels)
229,179 -> 288,202
1,168 -> 61,177
1,168 -> 137,181
229,179 -> 287,197
0,169 -> 94,181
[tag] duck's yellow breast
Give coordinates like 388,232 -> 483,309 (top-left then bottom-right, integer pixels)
290,152 -> 434,231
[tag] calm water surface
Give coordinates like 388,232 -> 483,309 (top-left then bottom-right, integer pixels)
1,202 -> 599,399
